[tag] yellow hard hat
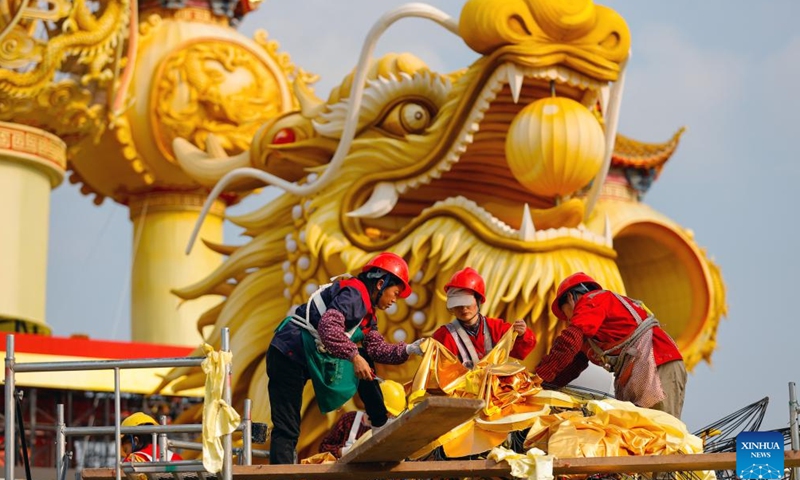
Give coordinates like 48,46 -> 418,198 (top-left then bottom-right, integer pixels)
380,380 -> 406,416
121,412 -> 157,429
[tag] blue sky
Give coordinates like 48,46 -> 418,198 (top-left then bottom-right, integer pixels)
46,0 -> 800,434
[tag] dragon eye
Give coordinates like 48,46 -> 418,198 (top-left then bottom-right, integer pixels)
272,128 -> 297,144
379,101 -> 433,136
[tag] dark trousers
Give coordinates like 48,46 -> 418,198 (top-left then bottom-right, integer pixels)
357,347 -> 388,428
266,346 -> 388,464
266,346 -> 306,465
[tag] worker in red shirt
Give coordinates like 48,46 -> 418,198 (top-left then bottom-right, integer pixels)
535,272 -> 687,418
432,268 -> 536,368
120,412 -> 183,462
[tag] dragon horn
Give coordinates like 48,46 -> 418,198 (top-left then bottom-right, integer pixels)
294,78 -> 327,118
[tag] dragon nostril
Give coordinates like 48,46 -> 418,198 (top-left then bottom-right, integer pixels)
507,14 -> 532,36
600,32 -> 620,49
272,128 -> 296,144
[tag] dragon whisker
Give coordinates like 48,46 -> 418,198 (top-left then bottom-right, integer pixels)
185,3 -> 460,255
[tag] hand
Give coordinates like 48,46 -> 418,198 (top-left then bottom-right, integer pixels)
405,338 -> 424,356
352,354 -> 374,380
513,319 -> 527,335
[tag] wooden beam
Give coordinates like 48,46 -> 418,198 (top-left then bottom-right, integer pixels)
339,396 -> 485,464
551,451 -> 800,474
80,450 -> 800,480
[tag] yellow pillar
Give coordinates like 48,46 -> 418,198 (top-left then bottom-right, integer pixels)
128,193 -> 225,347
0,122 -> 66,334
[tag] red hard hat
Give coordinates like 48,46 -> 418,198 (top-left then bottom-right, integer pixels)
444,267 -> 486,304
551,272 -> 602,321
362,252 -> 411,298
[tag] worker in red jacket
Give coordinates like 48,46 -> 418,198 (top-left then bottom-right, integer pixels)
120,412 -> 183,462
535,272 -> 687,418
432,268 -> 536,368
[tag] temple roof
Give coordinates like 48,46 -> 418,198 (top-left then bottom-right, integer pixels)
612,127 -> 686,171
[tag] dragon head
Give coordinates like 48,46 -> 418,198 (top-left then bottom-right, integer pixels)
169,0 -> 724,455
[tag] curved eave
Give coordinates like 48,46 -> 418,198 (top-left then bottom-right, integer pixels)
612,127 -> 686,170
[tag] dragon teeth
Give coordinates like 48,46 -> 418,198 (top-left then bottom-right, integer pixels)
372,61 -> 609,249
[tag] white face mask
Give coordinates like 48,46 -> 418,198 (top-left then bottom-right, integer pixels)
446,294 -> 475,310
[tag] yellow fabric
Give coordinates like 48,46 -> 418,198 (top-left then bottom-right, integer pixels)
522,411 -> 584,451
300,452 -> 337,464
546,399 -> 704,459
441,420 -> 509,458
408,330 -> 714,474
408,330 -> 545,457
488,446 -> 554,480
408,337 -> 469,405
476,408 -> 550,432
410,329 -> 544,417
200,344 -> 242,473
531,390 -> 581,409
534,399 -> 714,480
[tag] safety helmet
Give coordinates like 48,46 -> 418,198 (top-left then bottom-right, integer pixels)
362,252 -> 411,298
379,380 -> 407,416
444,267 -> 486,303
121,412 -> 157,429
551,272 -> 602,321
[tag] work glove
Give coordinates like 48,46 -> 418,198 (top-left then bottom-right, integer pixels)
405,338 -> 424,356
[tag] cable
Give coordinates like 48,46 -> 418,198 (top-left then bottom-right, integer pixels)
110,197 -> 148,340
14,392 -> 32,480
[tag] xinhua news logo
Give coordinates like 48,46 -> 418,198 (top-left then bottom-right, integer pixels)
736,431 -> 784,479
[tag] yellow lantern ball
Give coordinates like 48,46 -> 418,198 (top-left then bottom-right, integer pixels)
505,96 -> 605,198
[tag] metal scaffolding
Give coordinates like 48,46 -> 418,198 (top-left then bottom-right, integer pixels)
3,327 -> 263,480
790,382 -> 800,480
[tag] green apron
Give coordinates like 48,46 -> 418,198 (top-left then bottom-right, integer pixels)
276,316 -> 364,413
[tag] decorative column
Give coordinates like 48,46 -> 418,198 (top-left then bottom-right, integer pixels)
128,192 -> 225,346
0,122 -> 66,334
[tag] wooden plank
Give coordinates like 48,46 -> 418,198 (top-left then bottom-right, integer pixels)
81,450 -> 800,480
339,396 -> 485,464
551,451 -> 800,474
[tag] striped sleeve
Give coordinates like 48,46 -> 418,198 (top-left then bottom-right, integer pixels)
535,324 -> 586,383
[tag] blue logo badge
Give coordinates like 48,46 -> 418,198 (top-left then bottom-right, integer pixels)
737,431 -> 784,479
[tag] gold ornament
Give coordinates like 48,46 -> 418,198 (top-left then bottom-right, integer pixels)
506,97 -> 605,198
151,39 -> 287,163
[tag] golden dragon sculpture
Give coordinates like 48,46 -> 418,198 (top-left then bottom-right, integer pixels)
165,0 -> 726,454
0,0 -> 128,142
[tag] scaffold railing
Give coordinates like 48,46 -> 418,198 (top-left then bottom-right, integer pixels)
4,327 -> 265,480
